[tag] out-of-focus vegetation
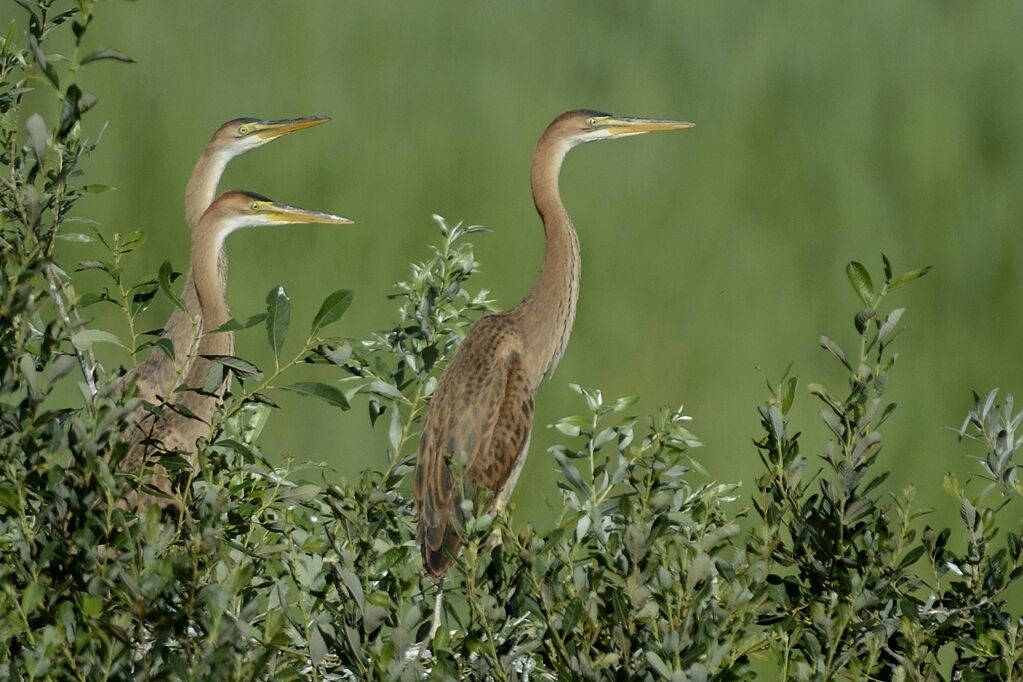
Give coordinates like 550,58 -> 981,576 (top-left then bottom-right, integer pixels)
3,4 -> 1023,678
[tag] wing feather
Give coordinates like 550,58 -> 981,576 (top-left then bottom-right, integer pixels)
414,315 -> 535,578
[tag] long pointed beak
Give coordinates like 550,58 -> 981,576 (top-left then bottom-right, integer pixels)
254,115 -> 330,140
266,202 -> 354,226
604,116 -> 695,136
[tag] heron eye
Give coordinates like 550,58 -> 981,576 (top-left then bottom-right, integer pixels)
586,117 -> 599,127
250,202 -> 259,211
238,125 -> 250,136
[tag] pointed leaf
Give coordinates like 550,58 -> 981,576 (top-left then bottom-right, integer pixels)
877,308 -> 905,346
214,313 -> 267,332
819,336 -> 851,369
56,232 -> 95,243
26,113 -> 47,162
888,266 -> 932,291
645,651 -> 673,679
278,484 -> 321,503
158,261 -> 185,311
71,329 -> 126,350
309,626 -> 327,667
846,261 -> 879,308
202,354 -> 264,381
81,47 -> 135,65
854,309 -> 875,335
202,363 -> 226,394
780,375 -> 798,414
265,286 -> 290,360
311,289 -> 353,334
338,568 -> 365,611
280,381 -> 349,410
116,230 -> 146,255
150,337 -> 175,361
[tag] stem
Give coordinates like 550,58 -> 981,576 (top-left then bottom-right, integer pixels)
45,263 -> 98,397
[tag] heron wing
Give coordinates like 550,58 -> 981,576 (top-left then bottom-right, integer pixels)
415,315 -> 535,577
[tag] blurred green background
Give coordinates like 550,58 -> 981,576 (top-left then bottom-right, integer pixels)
13,1 -> 1023,529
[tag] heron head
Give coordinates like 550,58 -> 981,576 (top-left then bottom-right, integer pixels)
210,116 -> 330,155
201,190 -> 353,238
553,109 -> 694,147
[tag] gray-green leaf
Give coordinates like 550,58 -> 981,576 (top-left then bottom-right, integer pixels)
71,329 -> 125,350
81,47 -> 135,64
265,286 -> 290,361
26,113 -> 47,163
203,354 -> 264,381
280,381 -> 349,410
846,261 -> 878,308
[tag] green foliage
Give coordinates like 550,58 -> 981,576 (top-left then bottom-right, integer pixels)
2,3 -> 1023,680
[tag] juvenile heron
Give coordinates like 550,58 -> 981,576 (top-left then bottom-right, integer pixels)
414,110 -> 693,579
134,191 -> 353,457
126,116 -> 329,408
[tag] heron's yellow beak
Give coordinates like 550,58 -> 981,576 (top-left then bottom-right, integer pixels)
260,201 -> 354,226
601,116 -> 695,136
253,116 -> 330,140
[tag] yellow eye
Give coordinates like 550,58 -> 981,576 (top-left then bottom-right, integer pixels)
238,125 -> 250,136
250,202 -> 259,211
586,117 -> 599,127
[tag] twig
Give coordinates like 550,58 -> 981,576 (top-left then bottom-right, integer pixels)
44,263 -> 98,398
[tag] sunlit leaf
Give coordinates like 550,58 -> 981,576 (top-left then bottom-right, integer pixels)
56,232 -> 95,243
846,261 -> 878,308
265,286 -> 290,361
26,113 -> 47,162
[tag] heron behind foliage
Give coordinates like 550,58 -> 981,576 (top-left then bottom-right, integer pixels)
414,110 -> 694,584
138,191 -> 353,456
127,116 -> 329,409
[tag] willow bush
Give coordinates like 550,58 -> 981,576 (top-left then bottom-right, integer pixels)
2,3 -> 1023,680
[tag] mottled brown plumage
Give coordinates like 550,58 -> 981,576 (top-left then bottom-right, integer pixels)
414,110 -> 693,578
122,116 -> 329,468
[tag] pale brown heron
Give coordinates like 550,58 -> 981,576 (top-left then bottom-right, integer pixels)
414,110 -> 693,581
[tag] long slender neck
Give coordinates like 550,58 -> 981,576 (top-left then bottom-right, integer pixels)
190,224 -> 232,335
510,133 -> 581,389
184,145 -> 231,230
183,143 -> 232,321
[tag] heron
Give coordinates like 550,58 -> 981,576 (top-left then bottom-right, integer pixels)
131,190 -> 353,460
126,116 -> 329,409
414,110 -> 693,581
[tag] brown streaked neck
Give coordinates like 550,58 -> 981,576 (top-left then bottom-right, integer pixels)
509,131 -> 581,389
190,222 -> 233,335
184,144 -> 231,229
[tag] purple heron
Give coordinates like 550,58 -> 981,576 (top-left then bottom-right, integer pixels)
131,191 -> 353,459
126,116 -> 329,408
414,110 -> 693,579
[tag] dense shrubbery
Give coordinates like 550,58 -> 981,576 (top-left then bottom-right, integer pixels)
2,3 -> 1022,680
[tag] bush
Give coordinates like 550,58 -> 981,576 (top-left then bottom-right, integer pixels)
2,3 -> 1022,680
